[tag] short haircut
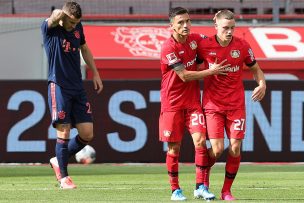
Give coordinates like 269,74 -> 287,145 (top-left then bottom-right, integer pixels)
169,7 -> 189,22
63,1 -> 82,19
213,9 -> 234,22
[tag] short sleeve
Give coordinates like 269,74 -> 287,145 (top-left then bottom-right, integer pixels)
242,40 -> 256,67
41,19 -> 49,37
161,41 -> 181,66
78,22 -> 86,45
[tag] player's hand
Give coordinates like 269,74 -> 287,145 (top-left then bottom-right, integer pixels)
92,75 -> 103,94
209,58 -> 230,75
251,85 -> 266,102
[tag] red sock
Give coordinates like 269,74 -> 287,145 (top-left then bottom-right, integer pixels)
166,152 -> 179,191
204,153 -> 216,187
195,147 -> 209,188
222,154 -> 241,193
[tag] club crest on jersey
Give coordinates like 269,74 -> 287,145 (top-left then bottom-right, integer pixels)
163,130 -> 172,137
58,111 -> 66,120
166,52 -> 178,64
231,50 -> 240,58
74,31 -> 80,39
189,41 -> 197,50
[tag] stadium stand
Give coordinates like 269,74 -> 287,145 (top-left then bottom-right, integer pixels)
1,0 -> 304,18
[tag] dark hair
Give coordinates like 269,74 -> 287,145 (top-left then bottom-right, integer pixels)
63,1 -> 82,19
169,7 -> 189,22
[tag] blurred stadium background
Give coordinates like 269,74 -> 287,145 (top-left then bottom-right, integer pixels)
0,0 -> 303,163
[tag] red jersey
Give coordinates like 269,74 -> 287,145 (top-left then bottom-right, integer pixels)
198,35 -> 256,110
160,33 -> 203,111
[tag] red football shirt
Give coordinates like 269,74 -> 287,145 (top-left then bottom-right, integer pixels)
160,33 -> 203,111
198,35 -> 256,110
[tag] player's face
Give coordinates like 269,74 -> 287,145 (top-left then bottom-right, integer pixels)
62,14 -> 81,31
170,13 -> 191,37
215,18 -> 235,42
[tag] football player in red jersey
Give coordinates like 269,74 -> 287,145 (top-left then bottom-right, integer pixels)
197,10 -> 266,201
159,7 -> 229,201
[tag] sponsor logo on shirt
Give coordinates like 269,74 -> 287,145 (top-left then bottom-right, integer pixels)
200,34 -> 208,39
208,63 -> 240,72
62,39 -> 79,53
185,57 -> 196,68
248,48 -> 255,61
224,65 -> 240,72
163,130 -> 171,137
231,50 -> 240,58
62,39 -> 71,52
209,52 -> 216,56
166,52 -> 178,64
189,41 -> 197,50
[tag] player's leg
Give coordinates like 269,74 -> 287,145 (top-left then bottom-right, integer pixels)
167,142 -> 186,201
159,111 -> 186,201
69,89 -> 94,157
192,132 -> 215,200
220,109 -> 245,200
48,82 -> 75,189
185,108 -> 215,200
55,124 -> 77,189
204,148 -> 216,188
220,139 -> 241,200
69,122 -> 93,158
203,109 -> 226,189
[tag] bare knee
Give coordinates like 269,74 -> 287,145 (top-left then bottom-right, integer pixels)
228,139 -> 242,157
209,139 -> 225,159
76,123 -> 94,142
80,133 -> 94,142
228,145 -> 241,157
168,142 -> 181,155
56,124 -> 71,139
192,132 -> 207,148
212,148 -> 224,159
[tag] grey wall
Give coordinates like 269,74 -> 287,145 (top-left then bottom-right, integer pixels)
0,28 -> 47,79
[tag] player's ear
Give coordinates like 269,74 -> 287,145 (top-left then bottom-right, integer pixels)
169,22 -> 174,30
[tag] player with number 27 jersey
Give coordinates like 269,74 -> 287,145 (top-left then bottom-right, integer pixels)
198,35 -> 256,139
198,36 -> 256,111
196,10 -> 266,201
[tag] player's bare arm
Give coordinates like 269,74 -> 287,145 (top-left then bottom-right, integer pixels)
250,63 -> 266,102
80,44 -> 103,94
175,59 -> 229,82
47,9 -> 65,28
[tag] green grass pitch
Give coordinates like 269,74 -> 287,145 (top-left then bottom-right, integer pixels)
0,163 -> 303,202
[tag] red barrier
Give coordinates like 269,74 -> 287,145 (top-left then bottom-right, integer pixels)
84,25 -> 304,80
87,58 -> 304,80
